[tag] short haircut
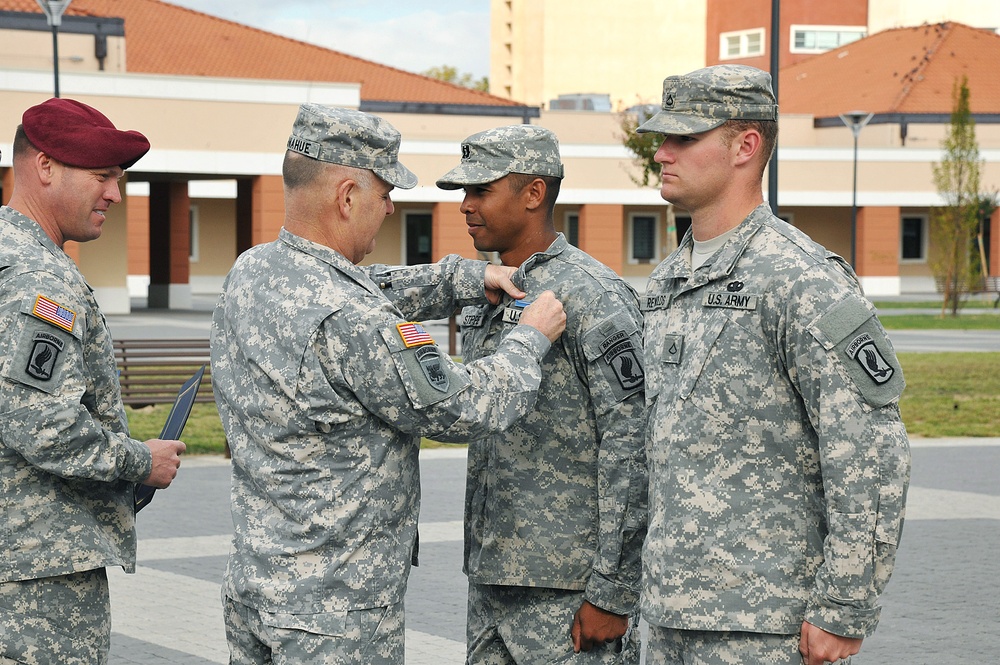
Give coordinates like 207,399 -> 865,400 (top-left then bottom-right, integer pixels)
282,151 -> 377,191
282,149 -> 325,190
721,119 -> 778,175
12,125 -> 38,159
506,172 -> 561,220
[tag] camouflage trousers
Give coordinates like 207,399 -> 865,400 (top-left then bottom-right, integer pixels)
645,626 -> 853,665
467,583 -> 640,665
222,593 -> 404,665
0,568 -> 111,665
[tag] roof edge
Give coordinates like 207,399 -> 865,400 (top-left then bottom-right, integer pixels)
0,10 -> 124,35
360,100 -> 541,120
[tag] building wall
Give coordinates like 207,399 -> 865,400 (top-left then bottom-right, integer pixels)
489,0 -> 706,109
867,0 -> 1000,33
0,30 -> 126,74
706,0 -> 867,69
5,64 -> 1000,308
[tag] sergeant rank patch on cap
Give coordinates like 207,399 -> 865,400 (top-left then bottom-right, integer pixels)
397,322 -> 434,348
32,295 -> 76,332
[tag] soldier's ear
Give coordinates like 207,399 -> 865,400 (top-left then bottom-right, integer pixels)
336,177 -> 356,218
523,177 -> 546,211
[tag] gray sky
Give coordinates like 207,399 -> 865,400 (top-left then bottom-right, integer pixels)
164,0 -> 491,78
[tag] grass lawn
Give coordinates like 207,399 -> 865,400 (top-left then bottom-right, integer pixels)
880,314 -> 1000,329
126,351 -> 999,454
897,352 -> 1000,439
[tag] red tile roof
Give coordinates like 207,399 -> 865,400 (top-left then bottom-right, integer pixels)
0,0 -> 522,107
781,22 -> 1000,117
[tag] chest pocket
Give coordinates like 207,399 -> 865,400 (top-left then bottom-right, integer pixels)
459,304 -> 495,358
678,310 -> 775,432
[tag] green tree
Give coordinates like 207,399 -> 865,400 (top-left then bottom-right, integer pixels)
931,76 -> 986,316
616,104 -> 662,188
422,65 -> 489,92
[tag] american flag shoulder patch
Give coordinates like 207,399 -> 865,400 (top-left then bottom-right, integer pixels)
32,295 -> 77,332
396,322 -> 434,348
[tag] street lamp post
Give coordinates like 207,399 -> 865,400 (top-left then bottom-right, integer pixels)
839,110 -> 873,267
36,0 -> 72,98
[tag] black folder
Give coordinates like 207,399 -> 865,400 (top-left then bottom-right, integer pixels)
133,365 -> 206,513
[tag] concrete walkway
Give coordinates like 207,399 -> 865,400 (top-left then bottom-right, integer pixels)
107,441 -> 1000,664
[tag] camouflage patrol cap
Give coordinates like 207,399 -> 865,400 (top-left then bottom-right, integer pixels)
636,64 -> 778,135
436,124 -> 564,190
286,104 -> 417,189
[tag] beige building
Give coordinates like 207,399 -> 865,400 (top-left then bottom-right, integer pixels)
1,1 -> 998,316
491,0 -> 1000,109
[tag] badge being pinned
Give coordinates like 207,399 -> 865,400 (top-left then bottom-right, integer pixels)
32,295 -> 76,332
397,322 -> 434,348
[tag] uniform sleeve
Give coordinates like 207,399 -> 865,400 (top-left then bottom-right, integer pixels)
319,298 -> 552,442
577,292 -> 649,616
0,275 -> 153,483
367,255 -> 490,321
785,267 -> 911,638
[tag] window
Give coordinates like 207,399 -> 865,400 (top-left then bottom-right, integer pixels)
901,215 -> 927,261
791,25 -> 866,54
564,212 -> 579,247
404,211 -> 433,265
189,205 -> 199,262
629,213 -> 659,263
720,28 -> 765,59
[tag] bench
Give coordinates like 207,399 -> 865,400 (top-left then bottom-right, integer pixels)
986,276 -> 1000,308
934,275 -> 1000,307
114,338 -> 213,407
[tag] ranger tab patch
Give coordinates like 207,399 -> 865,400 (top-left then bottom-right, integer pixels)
396,322 -> 433,348
32,294 -> 76,332
846,332 -> 895,384
599,328 -> 644,390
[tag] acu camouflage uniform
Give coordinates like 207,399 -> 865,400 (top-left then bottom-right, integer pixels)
211,229 -> 551,627
641,203 -> 911,640
377,237 -> 648,659
0,207 -> 153,663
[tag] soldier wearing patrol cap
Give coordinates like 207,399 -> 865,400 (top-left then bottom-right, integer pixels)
372,124 -> 648,664
0,98 -> 186,664
210,104 -> 566,664
637,65 -> 910,665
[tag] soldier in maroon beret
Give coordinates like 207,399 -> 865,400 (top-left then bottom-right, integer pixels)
0,99 -> 185,665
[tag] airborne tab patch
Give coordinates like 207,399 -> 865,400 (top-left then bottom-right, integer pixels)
396,322 -> 433,348
846,332 -> 895,384
415,346 -> 450,392
32,295 -> 76,332
26,331 -> 65,381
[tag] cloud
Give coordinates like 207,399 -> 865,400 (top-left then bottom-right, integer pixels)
169,0 -> 490,78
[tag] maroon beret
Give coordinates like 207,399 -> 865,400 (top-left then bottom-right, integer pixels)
21,98 -> 150,170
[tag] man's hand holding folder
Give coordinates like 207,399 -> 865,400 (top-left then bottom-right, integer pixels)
133,365 -> 203,512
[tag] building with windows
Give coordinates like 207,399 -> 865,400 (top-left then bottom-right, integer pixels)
490,0 -> 1000,109
1,1 -> 998,313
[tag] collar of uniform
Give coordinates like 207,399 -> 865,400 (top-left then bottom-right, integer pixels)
0,205 -> 72,263
513,232 -> 567,283
708,203 -> 772,279
651,203 -> 771,285
277,227 -> 382,296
